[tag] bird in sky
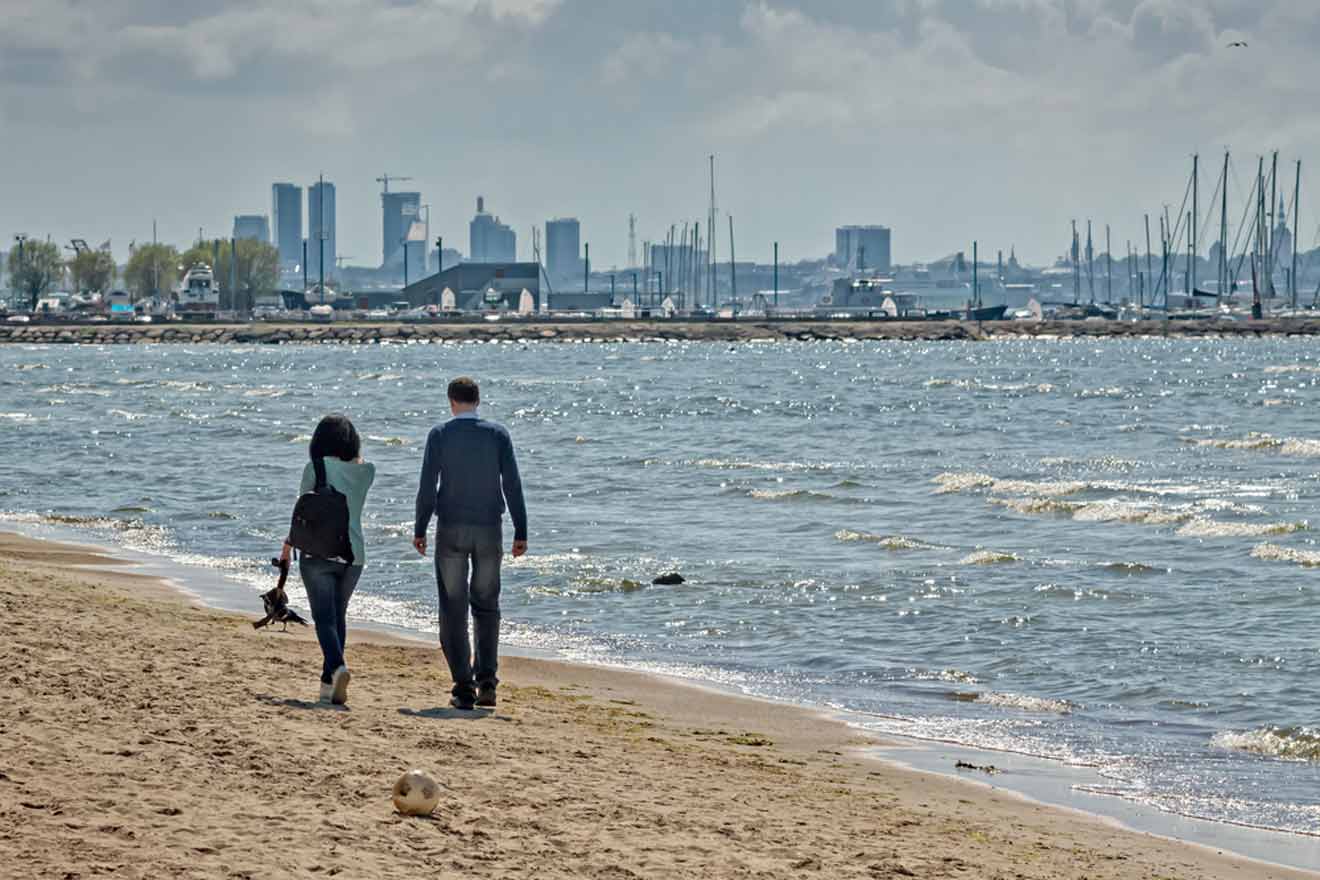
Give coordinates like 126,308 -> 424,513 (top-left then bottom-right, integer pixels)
1227,41 -> 1249,48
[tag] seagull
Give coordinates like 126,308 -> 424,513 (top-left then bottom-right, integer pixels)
1227,41 -> 1248,48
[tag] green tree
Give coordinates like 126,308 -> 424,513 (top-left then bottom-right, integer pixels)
11,239 -> 64,311
123,243 -> 180,301
68,248 -> 117,295
181,239 -> 280,311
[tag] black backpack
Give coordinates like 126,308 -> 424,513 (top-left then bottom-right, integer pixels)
287,458 -> 355,564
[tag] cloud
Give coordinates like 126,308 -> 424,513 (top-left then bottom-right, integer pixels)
2,0 -> 1319,268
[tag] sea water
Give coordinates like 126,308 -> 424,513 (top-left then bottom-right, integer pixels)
2,337 -> 1319,838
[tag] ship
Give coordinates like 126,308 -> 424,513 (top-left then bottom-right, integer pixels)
175,264 -> 220,319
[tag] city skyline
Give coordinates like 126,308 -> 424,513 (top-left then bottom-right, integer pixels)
2,2 -> 1317,270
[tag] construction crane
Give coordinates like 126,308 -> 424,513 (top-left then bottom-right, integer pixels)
335,256 -> 354,269
376,173 -> 413,196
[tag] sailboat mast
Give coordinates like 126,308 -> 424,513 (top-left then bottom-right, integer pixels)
1086,220 -> 1095,303
1191,153 -> 1198,294
708,155 -> 717,308
1220,151 -> 1229,295
1293,160 -> 1302,310
1144,213 -> 1153,310
727,214 -> 736,304
1105,225 -> 1112,303
1071,220 -> 1080,305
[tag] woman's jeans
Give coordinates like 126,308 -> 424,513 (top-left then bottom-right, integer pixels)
299,557 -> 363,684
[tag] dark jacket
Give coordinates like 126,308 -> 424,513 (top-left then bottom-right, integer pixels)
414,414 -> 528,541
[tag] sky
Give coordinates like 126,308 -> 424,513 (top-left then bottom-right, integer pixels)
2,0 -> 1317,269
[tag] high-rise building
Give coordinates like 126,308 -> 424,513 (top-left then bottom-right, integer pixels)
470,197 -> 516,263
232,214 -> 270,243
272,183 -> 303,269
307,181 -> 336,278
382,191 -> 421,268
545,218 -> 581,283
834,225 -> 891,273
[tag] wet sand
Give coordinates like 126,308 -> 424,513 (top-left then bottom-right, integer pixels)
0,530 -> 1313,879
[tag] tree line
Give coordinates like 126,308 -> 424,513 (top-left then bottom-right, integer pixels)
6,237 -> 280,311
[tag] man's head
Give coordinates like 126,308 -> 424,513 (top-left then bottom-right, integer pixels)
448,376 -> 480,414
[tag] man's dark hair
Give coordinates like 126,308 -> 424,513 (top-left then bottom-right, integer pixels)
448,377 -> 480,405
309,414 -> 361,462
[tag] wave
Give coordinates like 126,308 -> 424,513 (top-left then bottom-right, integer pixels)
924,377 -> 1055,394
367,435 -> 411,447
932,472 -> 995,494
1095,561 -> 1164,576
1175,519 -> 1307,538
834,530 -> 938,550
947,691 -> 1074,714
0,412 -> 41,423
1263,364 -> 1320,374
688,457 -> 851,473
959,549 -> 1019,566
747,488 -> 854,503
1184,433 -> 1320,456
107,408 -> 148,421
1212,727 -> 1320,763
1250,543 -> 1320,567
242,388 -> 287,398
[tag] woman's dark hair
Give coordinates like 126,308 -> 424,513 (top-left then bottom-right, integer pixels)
309,414 -> 361,462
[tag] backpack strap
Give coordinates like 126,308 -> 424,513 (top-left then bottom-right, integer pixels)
313,457 -> 328,491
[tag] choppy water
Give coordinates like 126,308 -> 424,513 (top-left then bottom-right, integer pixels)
3,338 -> 1320,836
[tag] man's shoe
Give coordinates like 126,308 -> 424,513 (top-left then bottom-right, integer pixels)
475,684 -> 497,708
331,665 -> 351,705
450,693 -> 476,711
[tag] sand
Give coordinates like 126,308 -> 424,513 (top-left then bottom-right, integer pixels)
0,530 -> 1312,879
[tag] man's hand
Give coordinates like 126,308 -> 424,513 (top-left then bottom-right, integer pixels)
412,536 -> 427,556
511,539 -> 528,558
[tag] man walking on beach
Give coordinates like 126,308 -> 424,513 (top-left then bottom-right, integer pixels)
414,377 -> 528,710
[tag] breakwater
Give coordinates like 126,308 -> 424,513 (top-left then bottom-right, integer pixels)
3,318 -> 1320,345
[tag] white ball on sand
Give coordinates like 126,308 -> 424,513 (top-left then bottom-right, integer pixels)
392,769 -> 441,816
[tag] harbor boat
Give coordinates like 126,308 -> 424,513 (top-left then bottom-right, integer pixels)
303,282 -> 341,308
105,289 -> 135,321
175,263 -> 220,319
308,304 -> 335,322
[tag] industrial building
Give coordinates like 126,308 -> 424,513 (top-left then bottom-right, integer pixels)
469,197 -> 516,263
834,225 -> 891,273
400,262 -> 539,311
545,218 -> 581,283
307,180 -> 336,276
271,183 -> 303,269
232,215 -> 270,243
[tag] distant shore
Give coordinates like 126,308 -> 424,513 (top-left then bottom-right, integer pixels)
3,317 -> 1320,345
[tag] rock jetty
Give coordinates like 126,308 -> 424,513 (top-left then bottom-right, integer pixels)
2,319 -> 1320,345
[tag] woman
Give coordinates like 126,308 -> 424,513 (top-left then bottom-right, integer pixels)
282,414 -> 376,705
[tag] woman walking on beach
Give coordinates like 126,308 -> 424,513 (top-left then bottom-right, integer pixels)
282,414 -> 376,705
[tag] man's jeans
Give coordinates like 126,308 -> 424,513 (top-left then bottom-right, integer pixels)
300,557 -> 363,684
434,524 -> 502,698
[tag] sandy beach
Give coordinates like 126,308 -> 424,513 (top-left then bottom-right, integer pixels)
0,530 -> 1312,879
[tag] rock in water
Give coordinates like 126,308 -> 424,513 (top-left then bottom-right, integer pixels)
652,573 -> 685,586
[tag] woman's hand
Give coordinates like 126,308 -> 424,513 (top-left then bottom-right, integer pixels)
280,541 -> 292,564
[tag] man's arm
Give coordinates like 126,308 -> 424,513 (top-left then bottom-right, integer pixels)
413,428 -> 441,553
499,429 -> 528,556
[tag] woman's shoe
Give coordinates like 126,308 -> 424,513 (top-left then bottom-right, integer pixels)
319,681 -> 334,704
331,665 -> 351,705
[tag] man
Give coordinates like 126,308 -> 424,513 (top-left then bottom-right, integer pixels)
413,377 -> 528,710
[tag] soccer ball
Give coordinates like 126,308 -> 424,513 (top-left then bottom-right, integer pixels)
392,769 -> 441,816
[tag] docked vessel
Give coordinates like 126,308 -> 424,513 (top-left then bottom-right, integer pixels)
176,264 -> 220,319
105,289 -> 135,321
303,282 -> 341,308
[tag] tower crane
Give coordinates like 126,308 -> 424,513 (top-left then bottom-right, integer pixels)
376,174 -> 414,196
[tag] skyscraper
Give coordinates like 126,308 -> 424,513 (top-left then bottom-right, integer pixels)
834,225 -> 891,273
382,191 -> 421,268
308,180 -> 336,279
470,196 -> 516,263
232,215 -> 270,243
272,183 -> 303,269
545,218 -> 580,283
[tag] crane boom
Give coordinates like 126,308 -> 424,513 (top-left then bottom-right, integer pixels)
376,173 -> 414,196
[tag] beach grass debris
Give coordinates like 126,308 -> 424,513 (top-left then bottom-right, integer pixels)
955,760 -> 1001,775
727,733 -> 773,747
